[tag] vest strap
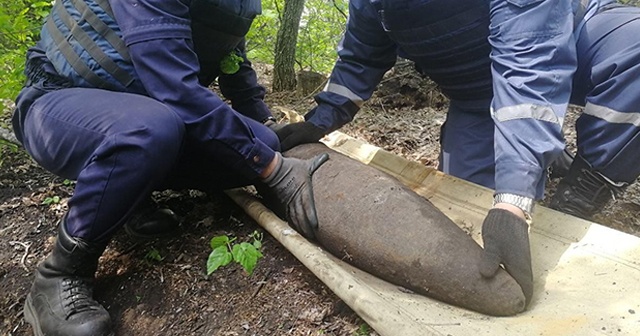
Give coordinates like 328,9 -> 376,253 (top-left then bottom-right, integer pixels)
47,0 -> 133,89
71,0 -> 130,61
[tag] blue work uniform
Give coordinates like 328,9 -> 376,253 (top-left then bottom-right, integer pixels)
306,0 -> 640,201
12,0 -> 278,242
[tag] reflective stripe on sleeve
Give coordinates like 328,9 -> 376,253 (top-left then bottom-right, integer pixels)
492,104 -> 562,125
324,82 -> 365,107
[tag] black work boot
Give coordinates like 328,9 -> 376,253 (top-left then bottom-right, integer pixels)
123,202 -> 180,240
550,155 -> 627,220
23,218 -> 113,336
548,148 -> 574,179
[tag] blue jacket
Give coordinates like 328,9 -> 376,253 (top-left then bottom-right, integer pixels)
27,0 -> 274,178
307,0 -> 616,200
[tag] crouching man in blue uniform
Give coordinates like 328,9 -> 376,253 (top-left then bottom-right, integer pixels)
274,0 -> 640,308
12,0 -> 328,335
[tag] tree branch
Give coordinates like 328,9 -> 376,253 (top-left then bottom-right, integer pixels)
331,0 -> 348,20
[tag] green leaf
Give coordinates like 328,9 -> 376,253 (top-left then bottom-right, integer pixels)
207,245 -> 232,275
219,52 -> 243,75
210,235 -> 229,250
232,242 -> 263,275
145,248 -> 164,262
42,196 -> 60,205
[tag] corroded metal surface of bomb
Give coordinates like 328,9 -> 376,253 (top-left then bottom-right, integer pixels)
282,143 -> 526,316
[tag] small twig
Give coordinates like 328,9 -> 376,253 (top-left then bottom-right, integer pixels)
13,320 -> 22,332
379,72 -> 414,84
7,301 -> 20,311
0,223 -> 15,235
249,270 -> 272,301
9,241 -> 31,272
341,250 -> 353,262
331,0 -> 348,19
397,286 -> 415,294
117,242 -> 140,257
302,77 -> 329,100
378,99 -> 388,114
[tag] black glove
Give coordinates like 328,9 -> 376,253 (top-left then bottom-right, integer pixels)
263,152 -> 329,239
275,122 -> 326,152
262,117 -> 284,132
479,208 -> 534,306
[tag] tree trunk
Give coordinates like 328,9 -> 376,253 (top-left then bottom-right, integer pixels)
272,0 -> 305,92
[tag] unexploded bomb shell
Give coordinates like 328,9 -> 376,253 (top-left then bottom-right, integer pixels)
282,143 -> 526,316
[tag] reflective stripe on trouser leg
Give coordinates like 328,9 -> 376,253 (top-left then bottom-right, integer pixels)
572,6 -> 640,183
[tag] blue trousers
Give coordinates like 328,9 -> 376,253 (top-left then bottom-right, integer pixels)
441,5 -> 640,189
571,5 -> 640,183
14,86 -> 279,242
438,98 -> 495,189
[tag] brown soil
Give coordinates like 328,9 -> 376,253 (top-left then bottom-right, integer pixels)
1,62 -> 639,336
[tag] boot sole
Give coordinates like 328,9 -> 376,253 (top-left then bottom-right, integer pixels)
23,293 -> 115,336
23,293 -> 45,336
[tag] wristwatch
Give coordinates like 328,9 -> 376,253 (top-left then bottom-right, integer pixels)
493,193 -> 534,224
262,116 -> 277,124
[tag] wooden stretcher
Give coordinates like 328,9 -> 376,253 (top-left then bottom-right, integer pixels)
225,131 -> 640,336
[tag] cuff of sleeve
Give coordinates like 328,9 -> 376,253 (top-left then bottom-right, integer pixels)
494,162 -> 546,200
304,104 -> 346,133
305,92 -> 360,133
233,100 -> 272,123
242,141 -> 276,178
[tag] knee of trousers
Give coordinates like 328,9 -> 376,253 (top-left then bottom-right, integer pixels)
113,111 -> 186,173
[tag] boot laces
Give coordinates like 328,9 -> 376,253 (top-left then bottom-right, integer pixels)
62,278 -> 100,318
574,169 -> 624,203
560,168 -> 625,217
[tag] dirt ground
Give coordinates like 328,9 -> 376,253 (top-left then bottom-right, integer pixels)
1,63 -> 639,336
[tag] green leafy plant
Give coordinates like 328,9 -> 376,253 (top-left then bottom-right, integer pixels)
145,247 -> 164,262
245,0 -> 348,74
354,323 -> 371,336
0,0 -> 51,109
220,52 -> 244,75
42,195 -> 60,205
207,230 -> 264,275
1,0 -> 52,162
